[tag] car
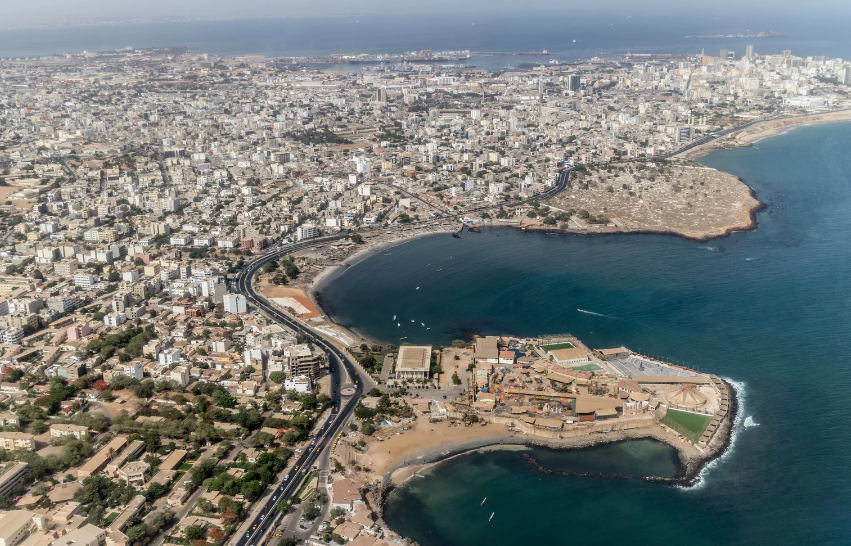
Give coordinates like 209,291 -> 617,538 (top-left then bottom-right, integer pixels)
294,448 -> 302,453
252,525 -> 257,530
260,515 -> 264,521
245,533 -> 249,538
273,495 -> 277,500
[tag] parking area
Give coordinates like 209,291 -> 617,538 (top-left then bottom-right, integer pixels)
609,356 -> 699,377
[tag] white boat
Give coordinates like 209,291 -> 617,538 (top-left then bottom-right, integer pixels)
489,512 -> 494,521
421,323 -> 425,327
481,497 -> 487,506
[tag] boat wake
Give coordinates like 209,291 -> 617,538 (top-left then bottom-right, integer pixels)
682,377 -> 747,491
577,308 -> 615,318
698,246 -> 721,252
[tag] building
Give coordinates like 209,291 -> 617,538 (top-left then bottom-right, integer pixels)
549,347 -> 589,365
58,362 -> 87,382
67,323 -> 92,341
222,294 -> 247,314
474,336 -> 499,363
0,510 -> 41,546
73,274 -> 99,290
329,478 -> 362,513
117,461 -> 151,486
0,414 -> 19,428
105,440 -> 145,476
159,348 -> 182,367
296,224 -> 318,241
49,524 -> 106,546
169,365 -> 189,387
284,344 -> 323,380
0,433 -> 34,451
284,375 -> 311,393
0,463 -> 28,499
120,362 -> 144,380
50,424 -> 89,440
599,347 -> 630,360
395,345 -> 432,380
78,436 -> 127,478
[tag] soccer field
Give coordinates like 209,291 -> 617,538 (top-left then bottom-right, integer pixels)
541,342 -> 575,352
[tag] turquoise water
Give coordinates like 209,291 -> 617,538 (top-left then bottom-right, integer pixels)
321,122 -> 851,544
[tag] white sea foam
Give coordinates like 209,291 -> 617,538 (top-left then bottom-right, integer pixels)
744,416 -> 759,428
681,377 -> 747,491
699,246 -> 720,252
576,308 -> 615,318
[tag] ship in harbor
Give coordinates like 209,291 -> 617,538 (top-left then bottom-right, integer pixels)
518,50 -> 549,55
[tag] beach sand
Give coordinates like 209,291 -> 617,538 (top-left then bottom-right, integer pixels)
677,109 -> 851,160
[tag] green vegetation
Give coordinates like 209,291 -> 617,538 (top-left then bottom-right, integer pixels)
662,409 -> 711,442
541,342 -> 575,352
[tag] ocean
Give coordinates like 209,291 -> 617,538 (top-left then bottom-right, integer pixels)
319,122 -> 851,544
3,12 -> 851,69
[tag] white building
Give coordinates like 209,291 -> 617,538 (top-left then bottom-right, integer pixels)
296,224 -> 318,241
73,274 -> 99,290
169,365 -> 190,387
159,348 -> 182,367
222,294 -> 247,314
284,375 -> 312,393
121,362 -> 144,380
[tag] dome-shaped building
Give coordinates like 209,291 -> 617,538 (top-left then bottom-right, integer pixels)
665,384 -> 707,409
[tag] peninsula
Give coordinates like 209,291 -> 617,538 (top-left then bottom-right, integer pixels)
0,41 -> 845,546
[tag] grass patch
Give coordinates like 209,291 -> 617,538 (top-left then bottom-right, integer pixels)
104,512 -> 119,525
541,342 -> 575,352
570,363 -> 601,372
178,462 -> 194,471
662,409 -> 711,442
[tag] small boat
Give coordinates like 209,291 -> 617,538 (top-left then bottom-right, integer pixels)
426,327 -> 431,330
436,269 -> 443,272
481,497 -> 487,506
421,323 -> 425,327
400,337 -> 407,340
397,323 -> 401,327
489,512 -> 494,521
411,319 -> 415,322
416,287 -> 420,290
393,315 -> 396,320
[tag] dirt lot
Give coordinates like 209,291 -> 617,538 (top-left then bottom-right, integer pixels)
260,282 -> 322,319
546,161 -> 760,240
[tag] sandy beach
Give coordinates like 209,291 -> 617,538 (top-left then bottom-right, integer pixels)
677,109 -> 851,161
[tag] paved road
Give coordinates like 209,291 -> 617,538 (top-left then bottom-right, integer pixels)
231,246 -> 371,546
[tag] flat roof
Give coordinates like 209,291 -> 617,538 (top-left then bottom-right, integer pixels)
474,336 -> 499,359
549,347 -> 587,361
396,345 -> 431,372
599,347 -> 630,355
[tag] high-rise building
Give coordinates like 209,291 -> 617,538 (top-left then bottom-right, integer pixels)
223,294 -> 247,314
719,49 -> 728,61
567,75 -> 581,92
745,44 -> 754,60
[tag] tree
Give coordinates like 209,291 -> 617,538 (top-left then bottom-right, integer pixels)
277,499 -> 291,514
302,501 -> 319,521
360,421 -> 375,435
185,527 -> 205,540
145,482 -> 170,501
33,270 -> 43,280
452,372 -> 461,385
126,524 -> 148,543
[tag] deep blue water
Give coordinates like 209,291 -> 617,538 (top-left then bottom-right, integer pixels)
3,12 -> 851,68
322,122 -> 851,544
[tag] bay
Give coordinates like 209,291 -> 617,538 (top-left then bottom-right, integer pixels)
321,122 -> 851,544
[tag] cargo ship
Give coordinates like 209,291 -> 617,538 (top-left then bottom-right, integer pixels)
518,50 -> 549,55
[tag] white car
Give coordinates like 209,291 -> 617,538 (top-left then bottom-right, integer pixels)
294,448 -> 302,453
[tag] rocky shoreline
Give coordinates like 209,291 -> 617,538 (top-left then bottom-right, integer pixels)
374,378 -> 740,520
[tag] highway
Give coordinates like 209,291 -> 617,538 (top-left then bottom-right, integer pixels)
232,241 -> 370,546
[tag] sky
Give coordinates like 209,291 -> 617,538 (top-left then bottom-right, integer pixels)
5,0 -> 851,25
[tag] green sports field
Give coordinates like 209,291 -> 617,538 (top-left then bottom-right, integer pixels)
541,342 -> 575,352
662,409 -> 711,441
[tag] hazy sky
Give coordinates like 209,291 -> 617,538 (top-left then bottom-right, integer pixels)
5,0 -> 851,24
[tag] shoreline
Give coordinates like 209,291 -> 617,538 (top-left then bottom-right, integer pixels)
675,110 -> 851,161
373,378 -> 739,521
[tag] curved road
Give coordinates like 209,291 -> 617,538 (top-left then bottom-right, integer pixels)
233,244 -> 371,546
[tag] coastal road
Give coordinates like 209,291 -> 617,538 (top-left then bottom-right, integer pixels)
232,244 -> 370,546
